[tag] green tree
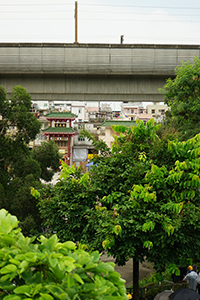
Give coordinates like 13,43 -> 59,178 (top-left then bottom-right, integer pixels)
87,126 -> 200,300
82,119 -> 174,199
0,209 -> 128,300
0,85 -> 61,236
36,120 -> 200,300
2,175 -> 43,236
160,57 -> 200,140
32,140 -> 61,182
0,85 -> 41,187
37,163 -> 98,243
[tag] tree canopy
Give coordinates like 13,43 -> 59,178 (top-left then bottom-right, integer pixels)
0,209 -> 128,300
32,140 -> 61,182
0,85 -> 41,185
36,119 -> 200,300
37,163 -> 98,243
160,57 -> 200,140
0,85 -> 61,236
84,120 -> 200,299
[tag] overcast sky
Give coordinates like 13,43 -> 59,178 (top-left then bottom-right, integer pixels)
1,0 -> 200,44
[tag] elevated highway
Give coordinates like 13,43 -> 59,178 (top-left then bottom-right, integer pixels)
0,43 -> 200,102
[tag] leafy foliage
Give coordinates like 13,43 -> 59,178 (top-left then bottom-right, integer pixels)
160,57 -> 200,140
83,120 -> 200,299
37,119 -> 200,300
1,175 -> 42,236
0,209 -> 128,300
0,85 -> 61,236
32,141 -> 61,182
82,119 -> 174,199
37,163 -> 98,244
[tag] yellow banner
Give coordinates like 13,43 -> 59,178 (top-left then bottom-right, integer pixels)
88,154 -> 98,159
59,149 -> 65,154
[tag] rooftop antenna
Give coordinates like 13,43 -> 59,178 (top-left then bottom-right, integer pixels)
74,1 -> 78,43
120,35 -> 124,44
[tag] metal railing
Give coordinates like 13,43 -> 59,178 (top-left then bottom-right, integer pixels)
126,281 -> 188,299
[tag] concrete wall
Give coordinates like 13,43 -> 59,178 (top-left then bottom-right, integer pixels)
1,43 -> 199,75
0,43 -> 200,102
0,73 -> 167,102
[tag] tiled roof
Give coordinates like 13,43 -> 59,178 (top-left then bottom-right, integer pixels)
45,112 -> 77,118
100,120 -> 137,127
42,127 -> 76,133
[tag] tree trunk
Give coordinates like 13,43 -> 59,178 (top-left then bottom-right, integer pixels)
133,258 -> 139,300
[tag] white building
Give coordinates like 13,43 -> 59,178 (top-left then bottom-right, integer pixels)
71,102 -> 86,123
146,103 -> 169,122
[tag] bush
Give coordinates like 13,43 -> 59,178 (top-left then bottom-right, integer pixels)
0,209 -> 128,300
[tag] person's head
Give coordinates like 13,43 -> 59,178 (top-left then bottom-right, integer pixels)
188,265 -> 193,271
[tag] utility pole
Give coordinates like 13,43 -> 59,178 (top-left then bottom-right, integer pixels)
74,1 -> 78,43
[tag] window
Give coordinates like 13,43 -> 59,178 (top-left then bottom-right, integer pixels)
78,137 -> 85,141
56,141 -> 67,147
79,109 -> 82,114
37,134 -> 45,140
151,109 -> 155,114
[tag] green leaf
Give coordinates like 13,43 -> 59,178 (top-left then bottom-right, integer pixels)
143,241 -> 153,250
52,267 -> 65,280
114,225 -> 122,235
49,256 -> 58,268
90,251 -> 100,263
85,263 -> 98,270
0,264 -> 17,274
0,281 -> 16,291
66,273 -> 75,288
30,187 -> 41,199
14,285 -> 31,296
43,234 -> 58,251
73,273 -> 84,284
47,285 -> 66,298
39,294 -> 54,300
62,241 -> 76,250
4,296 -> 21,300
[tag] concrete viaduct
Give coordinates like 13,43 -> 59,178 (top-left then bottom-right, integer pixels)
0,43 -> 200,103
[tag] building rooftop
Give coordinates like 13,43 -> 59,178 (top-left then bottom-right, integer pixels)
100,120 -> 137,127
42,127 -> 76,134
45,112 -> 77,119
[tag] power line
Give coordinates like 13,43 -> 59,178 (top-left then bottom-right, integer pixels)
80,3 -> 200,10
1,34 -> 199,43
1,17 -> 198,23
0,3 -> 200,10
80,10 -> 200,17
0,3 -> 72,6
78,18 -> 199,22
1,10 -> 199,18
